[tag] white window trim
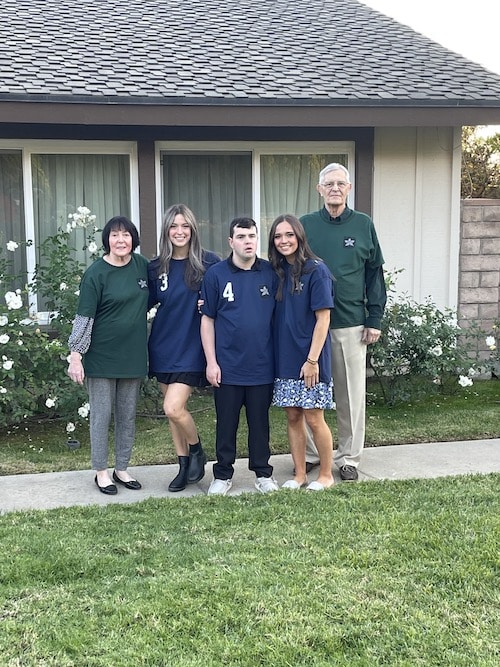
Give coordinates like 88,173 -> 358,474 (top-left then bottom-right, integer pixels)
156,141 -> 356,251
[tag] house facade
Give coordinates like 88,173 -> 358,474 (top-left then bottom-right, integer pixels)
1,0 -> 500,316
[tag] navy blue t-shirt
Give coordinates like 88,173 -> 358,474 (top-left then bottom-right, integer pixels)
148,250 -> 220,373
274,259 -> 334,384
201,256 -> 277,385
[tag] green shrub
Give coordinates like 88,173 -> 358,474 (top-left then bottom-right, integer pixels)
369,271 -> 485,405
485,321 -> 500,378
0,208 -> 99,434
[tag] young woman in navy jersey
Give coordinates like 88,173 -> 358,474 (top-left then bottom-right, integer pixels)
268,214 -> 335,491
148,204 -> 220,492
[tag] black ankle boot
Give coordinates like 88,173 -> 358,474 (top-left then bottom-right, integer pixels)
187,442 -> 207,483
168,456 -> 189,492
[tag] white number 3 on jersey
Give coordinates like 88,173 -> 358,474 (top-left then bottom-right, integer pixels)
222,281 -> 235,302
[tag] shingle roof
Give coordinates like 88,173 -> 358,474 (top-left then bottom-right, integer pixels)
1,0 -> 500,106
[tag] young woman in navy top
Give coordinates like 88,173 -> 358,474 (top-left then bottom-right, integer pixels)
268,214 -> 335,491
148,204 -> 220,491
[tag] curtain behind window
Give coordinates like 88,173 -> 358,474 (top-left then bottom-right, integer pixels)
0,151 -> 25,287
260,153 -> 347,243
32,154 -> 130,265
163,153 -> 252,257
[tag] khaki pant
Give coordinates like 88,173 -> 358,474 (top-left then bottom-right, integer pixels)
306,325 -> 366,468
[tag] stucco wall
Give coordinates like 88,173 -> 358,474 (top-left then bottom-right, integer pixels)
373,126 -> 461,311
460,200 -> 500,334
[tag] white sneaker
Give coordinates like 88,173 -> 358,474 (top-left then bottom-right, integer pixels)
208,478 -> 233,496
255,476 -> 279,493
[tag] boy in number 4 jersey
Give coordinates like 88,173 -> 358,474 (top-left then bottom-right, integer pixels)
200,217 -> 279,496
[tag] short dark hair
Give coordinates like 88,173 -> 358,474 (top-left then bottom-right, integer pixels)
229,216 -> 257,238
101,216 -> 140,253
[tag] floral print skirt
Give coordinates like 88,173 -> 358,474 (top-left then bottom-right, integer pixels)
272,378 -> 334,409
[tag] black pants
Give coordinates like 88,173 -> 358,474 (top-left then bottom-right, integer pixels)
213,383 -> 273,480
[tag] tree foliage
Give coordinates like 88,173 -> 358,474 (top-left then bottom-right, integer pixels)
461,126 -> 500,199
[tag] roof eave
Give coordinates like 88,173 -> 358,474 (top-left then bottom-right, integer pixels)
1,97 -> 500,127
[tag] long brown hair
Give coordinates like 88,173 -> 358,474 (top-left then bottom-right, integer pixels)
268,214 -> 319,301
157,204 -> 205,289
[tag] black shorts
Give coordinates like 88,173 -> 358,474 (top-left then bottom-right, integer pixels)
149,371 -> 209,388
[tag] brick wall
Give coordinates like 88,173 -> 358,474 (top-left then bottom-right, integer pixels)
460,199 -> 500,357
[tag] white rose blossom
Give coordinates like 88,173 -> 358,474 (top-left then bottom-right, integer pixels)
0,334 -> 9,344
6,240 -> 19,252
45,397 -> 57,408
2,356 -> 14,370
87,241 -> 98,254
78,402 -> 90,419
66,422 -> 76,433
59,282 -> 68,291
0,386 -> 7,394
429,345 -> 443,357
458,375 -> 473,388
68,206 -> 97,230
485,336 -> 496,350
0,315 -> 8,326
5,291 -> 23,310
410,315 -> 423,326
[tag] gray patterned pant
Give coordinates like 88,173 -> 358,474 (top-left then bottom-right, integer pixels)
86,377 -> 141,471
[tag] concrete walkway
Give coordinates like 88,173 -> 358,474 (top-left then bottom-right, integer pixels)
1,439 -> 499,514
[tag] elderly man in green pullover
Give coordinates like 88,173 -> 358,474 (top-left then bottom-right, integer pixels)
301,163 -> 386,481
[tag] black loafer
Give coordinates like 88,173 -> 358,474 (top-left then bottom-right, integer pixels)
95,475 -> 118,495
339,465 -> 358,482
113,470 -> 142,490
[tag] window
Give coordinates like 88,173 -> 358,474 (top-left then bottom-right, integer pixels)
0,141 -> 137,311
162,152 -> 252,255
259,153 -> 348,247
159,142 -> 353,257
0,150 -> 25,285
32,153 -> 131,266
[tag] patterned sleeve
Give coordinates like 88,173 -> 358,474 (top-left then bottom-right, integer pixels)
68,314 -> 94,354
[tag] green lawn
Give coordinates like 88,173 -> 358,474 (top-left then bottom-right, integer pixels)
0,475 -> 498,666
1,379 -> 499,475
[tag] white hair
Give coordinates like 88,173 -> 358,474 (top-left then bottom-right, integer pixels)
319,163 -> 350,184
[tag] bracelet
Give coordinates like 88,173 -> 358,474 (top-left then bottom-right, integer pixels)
306,357 -> 318,365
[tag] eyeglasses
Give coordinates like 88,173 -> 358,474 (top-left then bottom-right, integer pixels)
320,181 -> 349,190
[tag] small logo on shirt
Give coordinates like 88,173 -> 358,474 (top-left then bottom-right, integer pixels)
344,237 -> 356,247
138,279 -> 148,289
260,285 -> 270,297
294,281 -> 304,293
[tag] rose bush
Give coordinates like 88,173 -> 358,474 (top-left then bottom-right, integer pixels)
368,271 -> 486,404
0,208 -> 99,432
485,322 -> 499,377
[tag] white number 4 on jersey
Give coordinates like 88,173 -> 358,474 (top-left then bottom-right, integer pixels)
222,281 -> 235,302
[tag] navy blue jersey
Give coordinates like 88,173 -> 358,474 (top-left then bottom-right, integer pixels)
148,250 -> 220,373
274,259 -> 334,383
201,256 -> 277,385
